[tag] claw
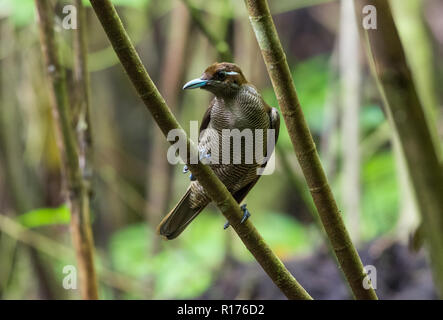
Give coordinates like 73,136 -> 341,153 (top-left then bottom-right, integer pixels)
240,204 -> 251,224
199,148 -> 211,164
183,149 -> 210,179
223,204 -> 251,230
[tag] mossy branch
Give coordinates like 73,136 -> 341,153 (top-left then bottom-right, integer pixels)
356,0 -> 443,296
244,0 -> 377,300
35,0 -> 98,300
88,0 -> 311,300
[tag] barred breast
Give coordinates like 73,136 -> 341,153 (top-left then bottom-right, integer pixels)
189,85 -> 270,209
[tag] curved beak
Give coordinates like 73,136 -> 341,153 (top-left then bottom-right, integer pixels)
183,78 -> 208,90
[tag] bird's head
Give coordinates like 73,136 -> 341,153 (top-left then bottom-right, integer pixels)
183,62 -> 248,97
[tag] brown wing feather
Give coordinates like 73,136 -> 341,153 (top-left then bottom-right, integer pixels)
199,99 -> 213,134
233,105 -> 280,203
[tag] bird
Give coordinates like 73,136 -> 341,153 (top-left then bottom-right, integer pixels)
157,62 -> 280,240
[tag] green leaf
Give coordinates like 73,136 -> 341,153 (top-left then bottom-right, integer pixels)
18,204 -> 71,228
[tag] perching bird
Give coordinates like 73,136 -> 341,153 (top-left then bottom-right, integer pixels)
157,62 -> 280,239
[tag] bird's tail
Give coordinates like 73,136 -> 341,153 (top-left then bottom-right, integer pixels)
156,188 -> 205,240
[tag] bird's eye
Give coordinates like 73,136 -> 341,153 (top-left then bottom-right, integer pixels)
215,70 -> 226,81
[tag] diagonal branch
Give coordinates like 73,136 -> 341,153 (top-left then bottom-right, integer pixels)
181,0 -> 232,61
88,0 -> 311,300
243,0 -> 378,300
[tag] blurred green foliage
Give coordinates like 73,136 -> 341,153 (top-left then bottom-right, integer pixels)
0,0 -> 35,27
0,0 -> 153,27
18,204 -> 70,228
361,152 -> 399,239
108,210 -> 311,298
109,215 -> 223,299
262,55 -> 330,151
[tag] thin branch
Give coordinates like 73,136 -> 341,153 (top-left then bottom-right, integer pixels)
181,0 -> 233,61
35,0 -> 98,299
356,0 -> 443,296
244,0 -> 377,300
73,0 -> 93,187
88,0 -> 312,300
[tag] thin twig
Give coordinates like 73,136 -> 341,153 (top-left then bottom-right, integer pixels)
181,0 -> 233,61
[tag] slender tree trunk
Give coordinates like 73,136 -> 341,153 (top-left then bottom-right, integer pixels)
356,0 -> 443,296
73,0 -> 94,193
391,0 -> 441,151
339,0 -> 361,243
320,43 -> 340,180
0,20 -> 56,300
244,0 -> 377,300
146,1 -> 190,254
35,0 -> 98,299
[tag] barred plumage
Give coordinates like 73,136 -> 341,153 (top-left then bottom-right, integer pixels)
157,62 -> 279,239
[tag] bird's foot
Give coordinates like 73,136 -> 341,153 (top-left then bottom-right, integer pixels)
182,149 -> 210,181
223,204 -> 251,229
240,204 -> 251,223
199,148 -> 211,164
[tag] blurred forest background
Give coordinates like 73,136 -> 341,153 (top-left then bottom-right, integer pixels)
0,0 -> 442,299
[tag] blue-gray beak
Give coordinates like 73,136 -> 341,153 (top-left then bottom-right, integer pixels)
183,78 -> 208,90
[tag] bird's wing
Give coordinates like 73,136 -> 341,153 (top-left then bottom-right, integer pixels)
199,99 -> 214,135
262,105 -> 280,167
232,105 -> 280,203
233,177 -> 260,203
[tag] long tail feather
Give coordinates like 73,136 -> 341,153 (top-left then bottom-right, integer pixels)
156,188 -> 205,240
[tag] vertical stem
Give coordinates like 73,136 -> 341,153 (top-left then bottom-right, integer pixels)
146,1 -> 191,254
390,0 -> 441,149
339,0 -> 361,243
73,0 -> 93,186
356,0 -> 443,296
35,0 -> 98,299
244,0 -> 377,299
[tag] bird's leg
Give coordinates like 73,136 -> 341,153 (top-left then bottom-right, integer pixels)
199,147 -> 211,164
223,204 -> 251,229
182,164 -> 196,181
240,204 -> 251,223
183,148 -> 211,181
